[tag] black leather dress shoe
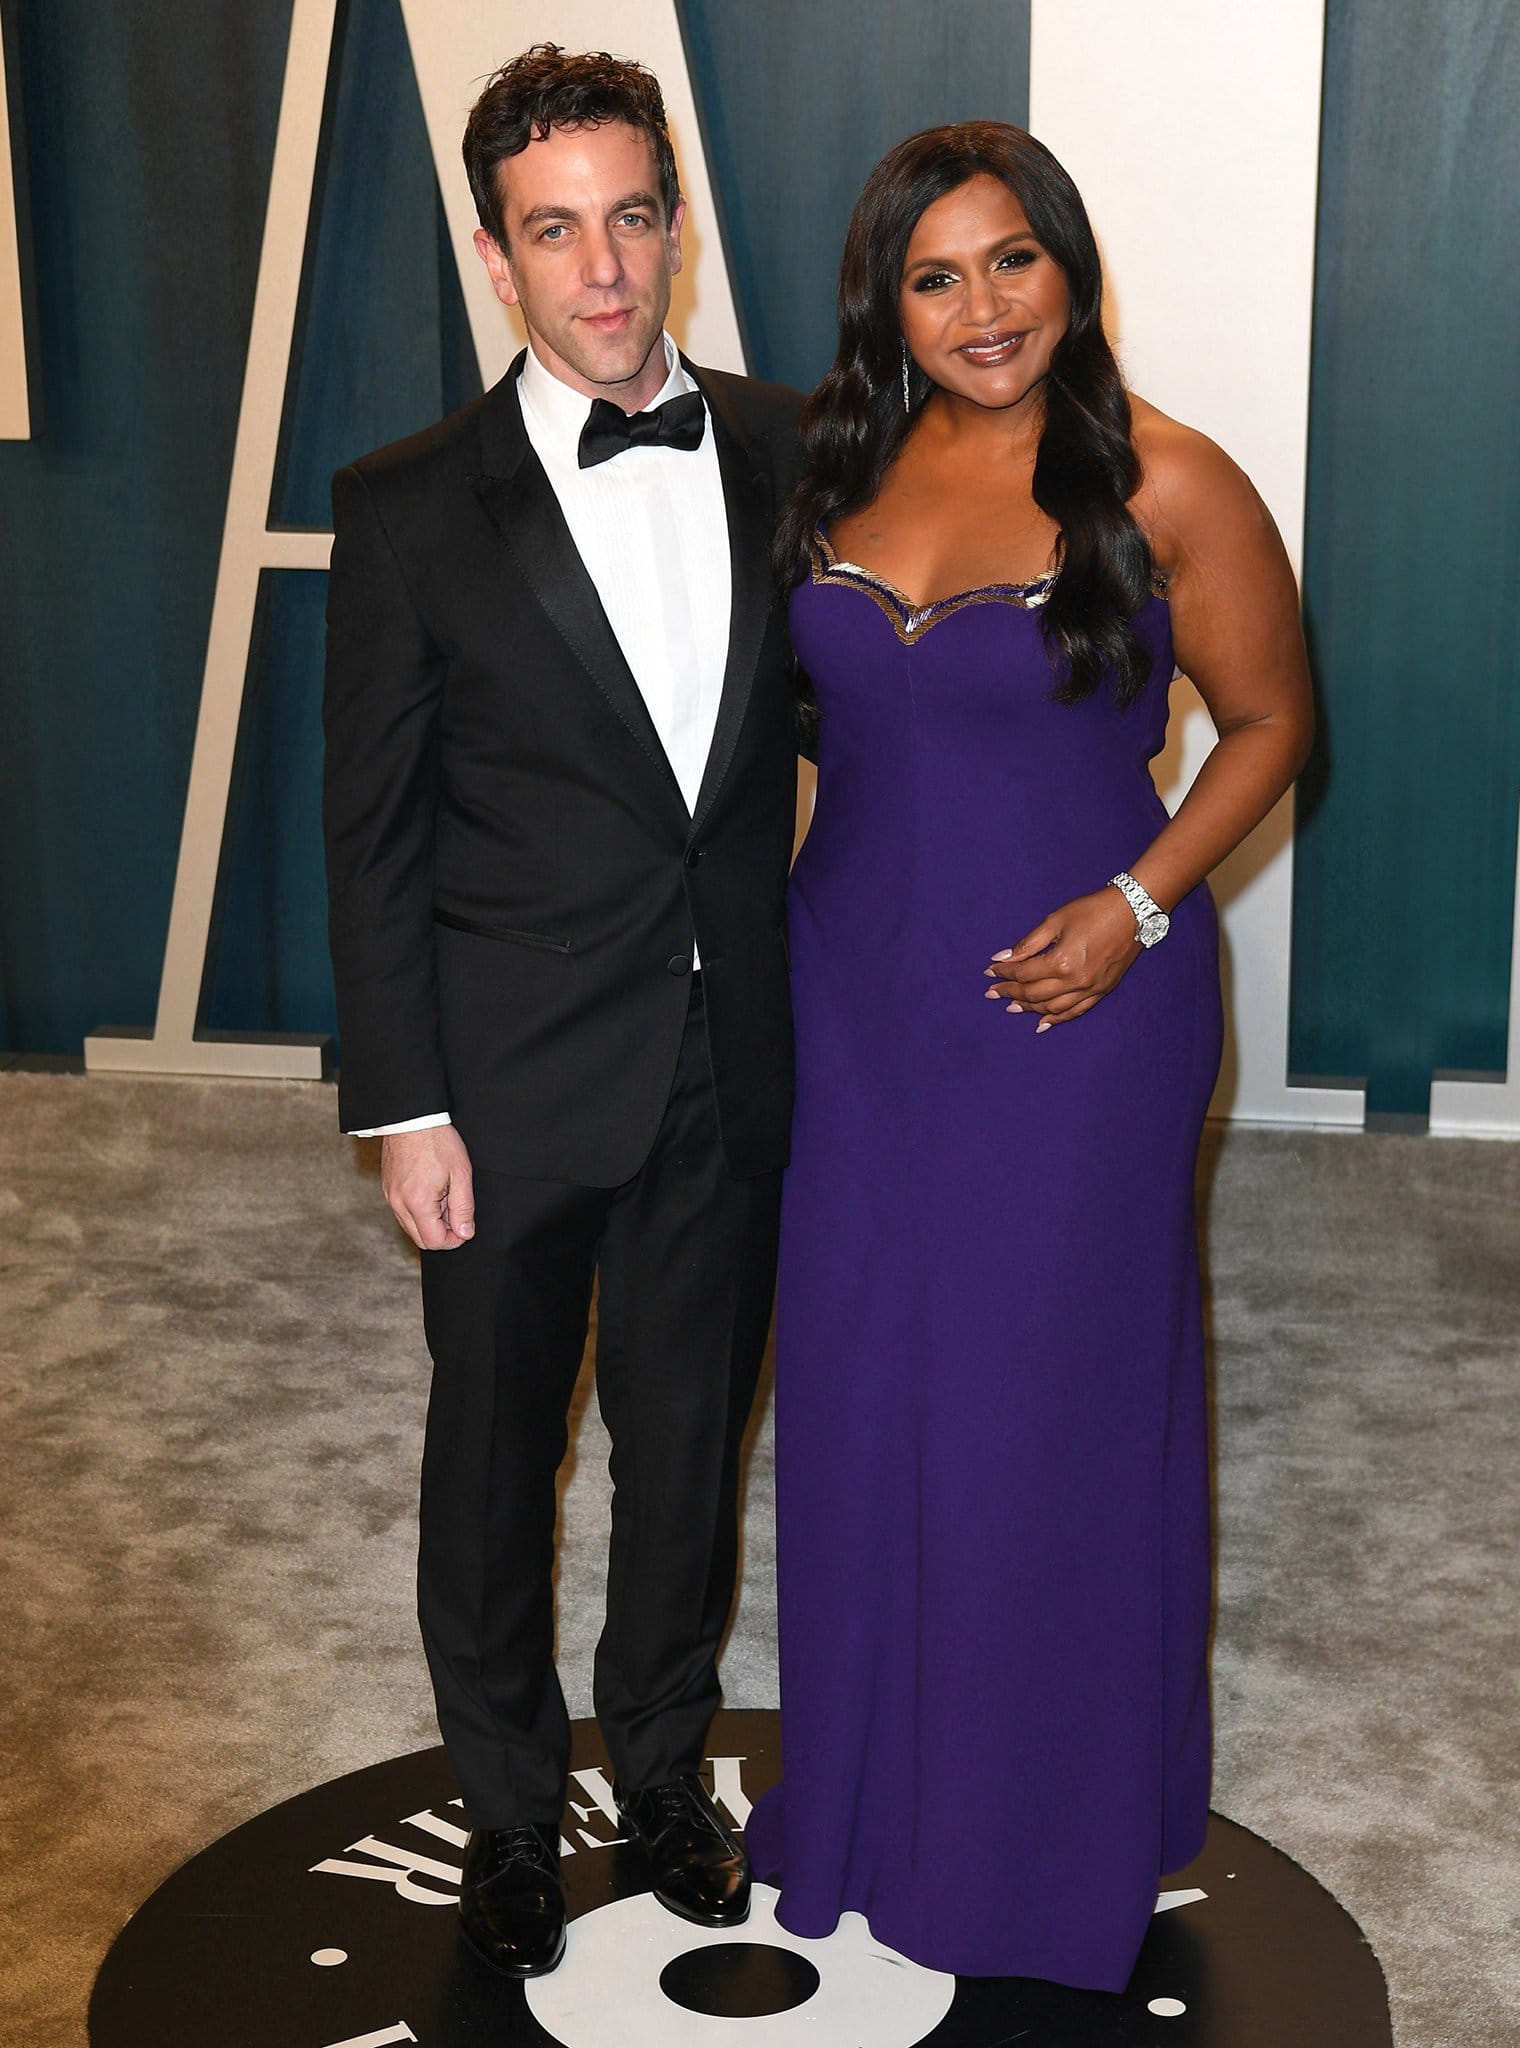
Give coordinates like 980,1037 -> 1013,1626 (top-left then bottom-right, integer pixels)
458,1823 -> 566,1977
614,1771 -> 751,1926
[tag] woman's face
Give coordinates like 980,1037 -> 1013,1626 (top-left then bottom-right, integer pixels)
898,173 -> 1070,415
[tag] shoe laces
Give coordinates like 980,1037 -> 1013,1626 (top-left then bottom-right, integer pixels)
481,1823 -> 559,1883
636,1774 -> 724,1849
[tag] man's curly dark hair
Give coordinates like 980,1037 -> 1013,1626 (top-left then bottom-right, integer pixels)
463,43 -> 681,249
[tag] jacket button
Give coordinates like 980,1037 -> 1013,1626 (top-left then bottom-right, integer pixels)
666,954 -> 692,977
684,847 -> 703,867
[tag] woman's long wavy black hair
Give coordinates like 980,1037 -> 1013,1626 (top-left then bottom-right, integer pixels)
778,122 -> 1154,708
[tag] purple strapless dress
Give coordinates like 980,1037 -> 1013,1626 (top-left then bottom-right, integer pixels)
744,536 -> 1222,1992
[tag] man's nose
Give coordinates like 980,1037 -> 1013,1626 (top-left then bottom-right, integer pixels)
581,228 -> 624,289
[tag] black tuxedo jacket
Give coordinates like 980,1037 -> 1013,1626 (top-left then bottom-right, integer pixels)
322,355 -> 803,1186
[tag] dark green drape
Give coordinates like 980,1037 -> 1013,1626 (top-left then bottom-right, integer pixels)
0,0 -> 294,1051
1293,0 -> 1520,1116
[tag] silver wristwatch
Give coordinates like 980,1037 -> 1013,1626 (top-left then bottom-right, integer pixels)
1109,871 -> 1170,948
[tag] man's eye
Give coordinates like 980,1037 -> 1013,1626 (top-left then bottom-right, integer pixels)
619,213 -> 651,230
540,224 -> 566,242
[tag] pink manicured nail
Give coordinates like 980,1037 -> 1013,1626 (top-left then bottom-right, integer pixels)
1006,1001 -> 1023,1012
991,949 -> 1012,961
984,987 -> 1001,999
1035,1018 -> 1053,1034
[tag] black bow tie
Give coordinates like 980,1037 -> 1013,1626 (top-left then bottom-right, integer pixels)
577,390 -> 707,469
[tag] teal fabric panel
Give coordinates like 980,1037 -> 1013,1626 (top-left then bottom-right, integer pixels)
0,0 -> 293,1052
1293,0 -> 1520,1116
202,0 -> 479,1037
200,571 -> 331,1035
680,0 -> 1030,390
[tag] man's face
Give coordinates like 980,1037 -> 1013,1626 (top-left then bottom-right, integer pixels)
475,120 -> 684,410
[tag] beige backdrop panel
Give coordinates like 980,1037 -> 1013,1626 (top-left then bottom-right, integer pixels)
1,23 -> 30,439
397,0 -> 745,384
1030,0 -> 1362,1126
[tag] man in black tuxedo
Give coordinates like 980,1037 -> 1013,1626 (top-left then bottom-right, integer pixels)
322,45 -> 801,1978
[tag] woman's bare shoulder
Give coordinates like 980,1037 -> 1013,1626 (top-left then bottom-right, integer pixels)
1127,394 -> 1273,572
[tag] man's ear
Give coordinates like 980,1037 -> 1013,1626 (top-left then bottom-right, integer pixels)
666,196 -> 687,279
474,226 -> 521,309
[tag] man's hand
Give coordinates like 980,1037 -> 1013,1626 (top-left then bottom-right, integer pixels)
380,1126 -> 476,1250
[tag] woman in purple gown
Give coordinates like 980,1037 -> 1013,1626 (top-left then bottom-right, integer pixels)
743,124 -> 1314,1992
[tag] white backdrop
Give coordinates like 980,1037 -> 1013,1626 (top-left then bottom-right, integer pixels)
1031,0 -> 1363,1127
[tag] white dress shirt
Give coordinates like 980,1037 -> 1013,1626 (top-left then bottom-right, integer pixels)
351,335 -> 731,1138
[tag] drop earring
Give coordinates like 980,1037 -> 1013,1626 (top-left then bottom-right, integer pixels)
901,340 -> 912,414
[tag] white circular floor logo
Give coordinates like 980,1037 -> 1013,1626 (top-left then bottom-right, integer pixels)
525,1888 -> 955,2046
88,1710 -> 1391,2048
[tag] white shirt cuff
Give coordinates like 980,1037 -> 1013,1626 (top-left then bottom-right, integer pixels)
348,1112 -> 452,1138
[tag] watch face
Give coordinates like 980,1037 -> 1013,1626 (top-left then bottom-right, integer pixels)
1140,911 -> 1170,948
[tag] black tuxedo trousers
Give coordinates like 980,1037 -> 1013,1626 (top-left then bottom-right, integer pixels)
419,982 -> 781,1825
322,360 -> 804,1823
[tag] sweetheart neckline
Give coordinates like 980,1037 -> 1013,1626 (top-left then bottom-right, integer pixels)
808,530 -> 1057,645
812,529 -> 1057,614
807,530 -> 1169,647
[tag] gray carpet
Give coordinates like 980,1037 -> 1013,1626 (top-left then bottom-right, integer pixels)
1,1071 -> 1515,2046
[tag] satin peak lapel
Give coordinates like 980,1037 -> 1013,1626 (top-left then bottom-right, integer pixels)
470,370 -> 687,819
688,365 -> 775,834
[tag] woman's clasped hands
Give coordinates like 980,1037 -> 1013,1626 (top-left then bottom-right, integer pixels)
984,885 -> 1144,1031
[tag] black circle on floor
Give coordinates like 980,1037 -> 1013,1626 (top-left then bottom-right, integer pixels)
89,1708 -> 1391,2048
660,1940 -> 821,2017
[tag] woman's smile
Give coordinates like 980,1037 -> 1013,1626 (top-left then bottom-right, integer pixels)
957,330 -> 1030,364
